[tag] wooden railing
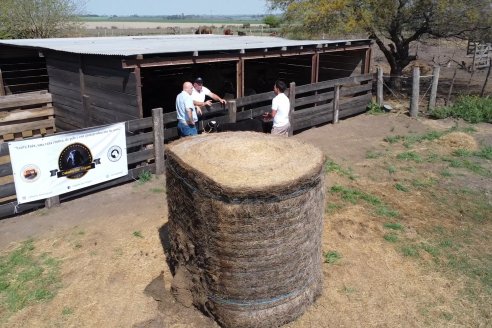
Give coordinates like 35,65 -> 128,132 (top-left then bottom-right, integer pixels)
161,73 -> 373,139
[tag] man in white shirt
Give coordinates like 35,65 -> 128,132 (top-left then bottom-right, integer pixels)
176,81 -> 197,137
192,77 -> 227,117
269,80 -> 290,136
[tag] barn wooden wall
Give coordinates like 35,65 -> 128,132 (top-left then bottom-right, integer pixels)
46,51 -> 139,131
0,46 -> 48,95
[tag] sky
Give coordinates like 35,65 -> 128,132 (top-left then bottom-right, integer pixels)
83,0 -> 272,16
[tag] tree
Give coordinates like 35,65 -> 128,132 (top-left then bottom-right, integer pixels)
0,0 -> 84,39
267,0 -> 492,87
263,15 -> 281,28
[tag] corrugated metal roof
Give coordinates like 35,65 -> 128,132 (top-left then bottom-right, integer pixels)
0,34 -> 370,57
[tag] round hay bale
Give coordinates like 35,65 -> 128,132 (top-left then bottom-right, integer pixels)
165,132 -> 325,328
437,132 -> 478,151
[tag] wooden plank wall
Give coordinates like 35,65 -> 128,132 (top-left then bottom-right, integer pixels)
0,115 -> 158,218
0,46 -> 48,95
0,91 -> 55,141
318,49 -> 366,80
46,51 -> 139,131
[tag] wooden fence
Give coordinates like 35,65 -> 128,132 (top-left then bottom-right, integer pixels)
0,108 -> 163,218
161,73 -> 373,139
0,73 -> 372,218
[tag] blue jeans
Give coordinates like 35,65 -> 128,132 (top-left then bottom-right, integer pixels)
177,121 -> 197,137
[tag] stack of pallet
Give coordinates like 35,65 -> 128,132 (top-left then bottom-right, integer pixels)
0,91 -> 55,142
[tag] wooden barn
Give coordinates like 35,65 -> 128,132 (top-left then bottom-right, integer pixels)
0,35 -> 372,131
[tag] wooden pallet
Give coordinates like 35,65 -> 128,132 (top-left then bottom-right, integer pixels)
0,90 -> 55,142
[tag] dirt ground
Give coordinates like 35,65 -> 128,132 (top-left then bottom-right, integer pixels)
0,111 -> 490,328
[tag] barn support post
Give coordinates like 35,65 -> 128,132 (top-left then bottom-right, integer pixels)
228,100 -> 237,123
79,55 -> 89,127
311,53 -> 319,83
311,53 -> 319,108
152,107 -> 165,175
428,66 -> 440,111
363,47 -> 372,74
288,82 -> 295,136
410,66 -> 420,117
45,196 -> 60,209
377,67 -> 383,106
333,84 -> 340,123
236,58 -> 244,98
134,65 -> 144,118
0,69 -> 5,96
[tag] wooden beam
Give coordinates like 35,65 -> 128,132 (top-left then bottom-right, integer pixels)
333,84 -> 340,123
152,107 -> 165,175
311,53 -> 319,83
121,45 -> 371,69
288,82 -> 295,137
410,66 -> 420,117
362,47 -> 372,74
236,58 -> 244,98
134,66 -> 144,118
0,91 -> 52,110
0,69 -> 5,96
228,100 -> 237,123
428,66 -> 440,111
377,67 -> 383,106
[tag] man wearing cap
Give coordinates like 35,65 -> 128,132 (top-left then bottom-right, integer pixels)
176,81 -> 197,137
192,77 -> 227,118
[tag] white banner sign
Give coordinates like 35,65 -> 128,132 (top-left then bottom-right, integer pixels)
9,123 -> 128,204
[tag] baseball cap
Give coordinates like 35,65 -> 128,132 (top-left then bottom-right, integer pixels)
194,77 -> 204,84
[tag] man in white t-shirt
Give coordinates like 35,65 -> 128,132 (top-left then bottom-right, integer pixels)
191,77 -> 227,117
176,81 -> 197,137
268,80 -> 290,136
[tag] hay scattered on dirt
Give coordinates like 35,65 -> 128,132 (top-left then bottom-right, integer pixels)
437,132 -> 478,151
165,132 -> 326,328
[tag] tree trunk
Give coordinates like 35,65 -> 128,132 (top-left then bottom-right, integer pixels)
389,65 -> 404,91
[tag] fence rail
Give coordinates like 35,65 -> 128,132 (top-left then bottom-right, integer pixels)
0,73 -> 373,219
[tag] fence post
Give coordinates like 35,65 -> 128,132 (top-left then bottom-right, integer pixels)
288,82 -> 295,136
227,100 -> 237,123
446,67 -> 458,105
410,66 -> 420,117
45,196 -> 60,209
333,84 -> 340,123
428,65 -> 440,112
377,67 -> 383,106
152,107 -> 165,175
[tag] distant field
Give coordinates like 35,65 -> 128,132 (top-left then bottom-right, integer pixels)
82,21 -> 265,29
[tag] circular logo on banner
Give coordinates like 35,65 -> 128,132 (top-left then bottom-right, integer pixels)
58,143 -> 93,179
20,164 -> 41,182
107,145 -> 122,162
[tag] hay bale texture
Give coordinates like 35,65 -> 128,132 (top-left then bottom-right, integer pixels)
165,132 -> 325,328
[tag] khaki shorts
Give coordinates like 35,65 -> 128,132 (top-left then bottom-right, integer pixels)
271,123 -> 290,137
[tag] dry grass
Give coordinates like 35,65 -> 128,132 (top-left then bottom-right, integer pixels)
0,115 -> 490,327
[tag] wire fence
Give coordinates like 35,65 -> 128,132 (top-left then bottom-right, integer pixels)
375,63 -> 491,116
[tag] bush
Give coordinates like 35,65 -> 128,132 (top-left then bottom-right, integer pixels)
430,96 -> 492,123
263,15 -> 281,28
